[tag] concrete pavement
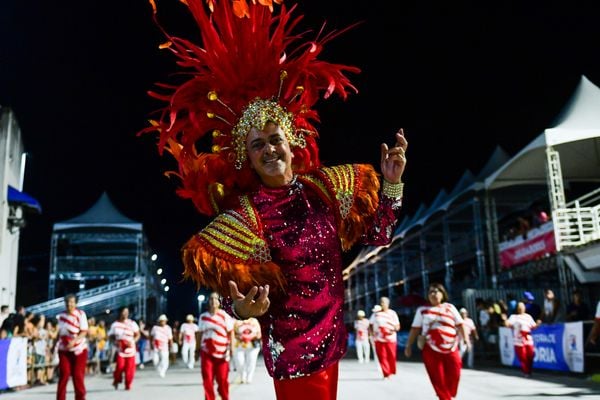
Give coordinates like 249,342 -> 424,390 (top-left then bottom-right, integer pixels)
4,355 -> 599,399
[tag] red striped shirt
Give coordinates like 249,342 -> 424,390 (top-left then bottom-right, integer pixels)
199,310 -> 234,359
412,303 -> 463,354
108,319 -> 140,358
57,309 -> 88,354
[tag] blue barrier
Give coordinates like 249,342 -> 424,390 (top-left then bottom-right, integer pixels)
499,322 -> 584,373
0,338 -> 28,390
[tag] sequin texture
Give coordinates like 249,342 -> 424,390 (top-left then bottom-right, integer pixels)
251,173 -> 400,379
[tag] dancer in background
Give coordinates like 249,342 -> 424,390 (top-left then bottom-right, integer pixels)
354,310 -> 371,363
151,314 -> 173,378
233,317 -> 261,383
179,314 -> 199,369
505,302 -> 538,377
458,308 -> 478,369
198,292 -> 234,400
108,306 -> 140,390
370,297 -> 400,379
405,283 -> 468,400
56,294 -> 88,400
137,319 -> 150,369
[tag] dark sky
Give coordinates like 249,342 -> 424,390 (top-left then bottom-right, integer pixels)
2,0 -> 600,318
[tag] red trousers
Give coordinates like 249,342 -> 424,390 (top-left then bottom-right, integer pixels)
200,351 -> 230,400
375,341 -> 397,377
514,344 -> 534,375
274,362 -> 339,400
114,354 -> 136,389
422,345 -> 462,400
57,349 -> 87,400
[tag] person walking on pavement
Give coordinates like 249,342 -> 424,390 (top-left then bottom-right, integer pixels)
405,283 -> 468,400
233,317 -> 261,384
505,302 -> 538,377
198,292 -> 235,400
458,308 -> 478,369
354,310 -> 371,363
369,297 -> 400,379
179,314 -> 199,369
151,314 -> 173,378
108,306 -> 140,390
56,294 -> 88,400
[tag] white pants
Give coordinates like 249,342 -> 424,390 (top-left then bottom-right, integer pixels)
153,349 -> 170,377
181,342 -> 196,369
355,339 -> 370,363
234,346 -> 260,383
459,342 -> 474,368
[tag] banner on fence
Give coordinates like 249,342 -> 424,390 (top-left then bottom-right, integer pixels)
499,221 -> 556,268
499,321 -> 584,373
0,337 -> 28,390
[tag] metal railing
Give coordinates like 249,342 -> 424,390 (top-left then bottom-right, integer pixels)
26,277 -> 144,317
553,202 -> 600,250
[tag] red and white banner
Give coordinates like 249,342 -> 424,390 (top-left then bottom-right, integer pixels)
499,221 -> 556,268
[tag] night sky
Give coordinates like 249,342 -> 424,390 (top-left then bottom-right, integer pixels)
2,0 -> 600,319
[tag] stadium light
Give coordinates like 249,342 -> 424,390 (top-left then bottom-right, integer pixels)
164,286 -> 170,292
157,268 -> 163,275
160,278 -> 167,285
151,253 -> 158,261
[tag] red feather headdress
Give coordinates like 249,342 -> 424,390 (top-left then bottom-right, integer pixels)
140,0 -> 360,216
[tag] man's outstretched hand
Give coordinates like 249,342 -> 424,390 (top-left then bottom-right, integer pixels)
381,129 -> 408,184
228,281 -> 270,319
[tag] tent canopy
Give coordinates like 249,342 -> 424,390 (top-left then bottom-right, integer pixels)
54,192 -> 141,231
485,75 -> 600,190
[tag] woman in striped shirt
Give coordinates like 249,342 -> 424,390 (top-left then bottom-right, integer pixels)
505,302 -> 537,377
405,283 -> 468,400
56,294 -> 88,400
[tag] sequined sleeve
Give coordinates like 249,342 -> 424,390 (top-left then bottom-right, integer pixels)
314,164 -> 402,250
181,196 -> 286,296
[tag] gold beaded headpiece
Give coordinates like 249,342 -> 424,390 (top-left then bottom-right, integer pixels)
140,0 -> 360,216
231,98 -> 305,169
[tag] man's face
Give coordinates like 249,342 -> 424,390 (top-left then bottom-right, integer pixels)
209,293 -> 220,309
246,122 -> 293,187
65,297 -> 76,313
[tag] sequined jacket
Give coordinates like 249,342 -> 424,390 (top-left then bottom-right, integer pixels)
182,163 -> 402,379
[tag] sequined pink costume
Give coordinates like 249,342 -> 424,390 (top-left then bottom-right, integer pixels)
183,163 -> 402,379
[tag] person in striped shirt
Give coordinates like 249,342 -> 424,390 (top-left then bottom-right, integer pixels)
458,308 -> 479,369
108,306 -> 140,390
505,302 -> 538,377
233,317 -> 261,384
405,283 -> 468,400
179,314 -> 199,369
369,298 -> 400,378
151,314 -> 173,378
354,310 -> 371,363
56,293 -> 88,400
198,292 -> 235,400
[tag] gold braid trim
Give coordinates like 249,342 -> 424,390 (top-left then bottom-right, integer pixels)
333,164 -> 380,251
181,198 -> 286,296
302,164 -> 380,251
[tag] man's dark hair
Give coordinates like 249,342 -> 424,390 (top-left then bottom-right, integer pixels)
64,293 -> 78,303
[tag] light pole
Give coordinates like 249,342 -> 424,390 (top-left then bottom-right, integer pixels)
197,294 -> 206,316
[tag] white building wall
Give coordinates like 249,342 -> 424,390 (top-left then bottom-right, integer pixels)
0,108 -> 25,310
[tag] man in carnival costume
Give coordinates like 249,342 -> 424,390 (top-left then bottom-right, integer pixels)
141,1 -> 408,398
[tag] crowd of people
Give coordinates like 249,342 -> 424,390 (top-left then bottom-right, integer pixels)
0,292 -> 268,399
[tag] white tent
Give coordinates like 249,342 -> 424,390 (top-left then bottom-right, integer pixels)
54,192 -> 142,231
485,75 -> 600,190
